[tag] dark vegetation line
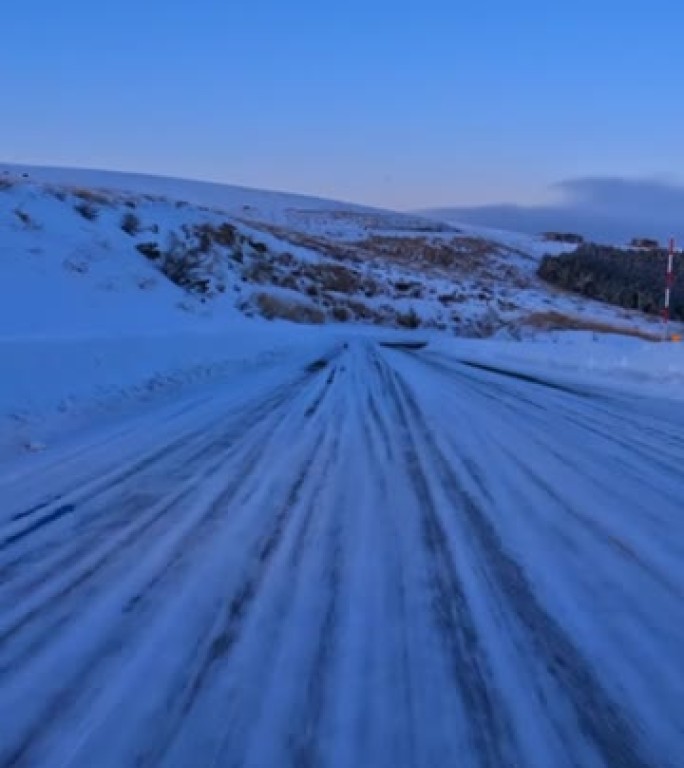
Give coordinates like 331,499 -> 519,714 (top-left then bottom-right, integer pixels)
538,244 -> 683,320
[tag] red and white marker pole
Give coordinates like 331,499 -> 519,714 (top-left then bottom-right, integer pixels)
663,238 -> 676,338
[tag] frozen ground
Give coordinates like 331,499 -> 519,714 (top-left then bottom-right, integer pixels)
1,338 -> 683,768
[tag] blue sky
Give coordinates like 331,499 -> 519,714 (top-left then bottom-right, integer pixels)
2,1 -> 682,208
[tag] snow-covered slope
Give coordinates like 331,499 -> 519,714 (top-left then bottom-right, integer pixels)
2,180 -> 215,337
2,164 -> 670,338
1,163 -> 415,236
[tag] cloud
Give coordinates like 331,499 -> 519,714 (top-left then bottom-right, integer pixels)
553,177 -> 684,219
421,177 -> 684,244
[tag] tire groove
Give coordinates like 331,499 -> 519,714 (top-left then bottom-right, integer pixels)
391,367 -> 659,768
379,358 -> 520,768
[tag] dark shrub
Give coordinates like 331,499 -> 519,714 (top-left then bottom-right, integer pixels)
121,212 -> 141,236
542,232 -> 584,244
214,223 -> 237,247
136,242 -> 162,260
250,239 -> 268,254
538,244 -> 683,319
74,202 -> 98,221
14,209 -> 33,227
397,308 -> 421,328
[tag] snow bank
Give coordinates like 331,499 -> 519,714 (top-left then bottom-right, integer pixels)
430,332 -> 684,398
0,323 -> 327,460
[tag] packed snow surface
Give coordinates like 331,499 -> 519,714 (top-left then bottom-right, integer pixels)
1,339 -> 683,768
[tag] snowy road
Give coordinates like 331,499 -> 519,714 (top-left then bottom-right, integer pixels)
1,340 -> 683,768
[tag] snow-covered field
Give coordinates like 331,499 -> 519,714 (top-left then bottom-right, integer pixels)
0,324 -> 330,459
429,331 -> 684,399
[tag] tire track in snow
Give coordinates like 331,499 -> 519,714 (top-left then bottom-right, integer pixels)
375,354 -> 521,768
0,357 -> 343,768
0,362 -> 335,673
428,350 -> 684,473
459,357 -> 682,583
0,373 -> 294,581
387,358 -> 660,768
356,351 -> 419,768
195,425 -> 345,768
4,354 -> 339,590
137,365 -> 346,768
287,514 -> 343,768
492,447 -> 684,602
0,340 -> 681,768
407,351 -> 684,561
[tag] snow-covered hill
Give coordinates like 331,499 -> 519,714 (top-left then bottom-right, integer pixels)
1,164 -> 666,339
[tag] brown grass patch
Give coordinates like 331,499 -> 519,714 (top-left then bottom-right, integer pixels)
521,311 -> 661,341
281,209 -> 455,233
396,308 -> 422,329
353,235 -> 500,273
254,293 -> 326,324
243,261 -> 276,284
450,236 -> 501,257
121,212 -> 141,236
191,222 -> 238,252
74,202 -> 99,221
71,188 -> 113,206
343,299 -> 385,323
304,263 -> 364,294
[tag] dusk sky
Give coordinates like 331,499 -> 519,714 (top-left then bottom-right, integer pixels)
2,0 -> 682,209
